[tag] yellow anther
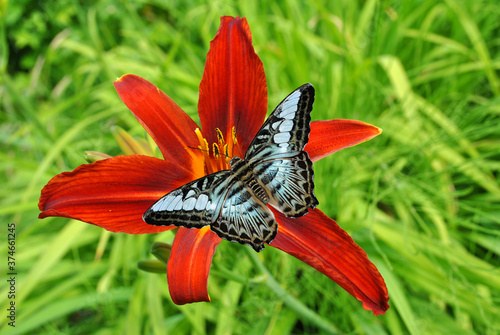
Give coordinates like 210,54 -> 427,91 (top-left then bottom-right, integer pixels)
232,126 -> 238,145
223,144 -> 230,164
214,143 -> 226,170
191,126 -> 241,173
194,128 -> 213,174
215,128 -> 225,147
213,143 -> 220,160
195,128 -> 209,153
195,128 -> 205,149
201,138 -> 209,152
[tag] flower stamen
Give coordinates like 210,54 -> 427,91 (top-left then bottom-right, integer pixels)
223,144 -> 230,164
216,128 -> 225,148
195,128 -> 214,174
213,143 -> 225,171
231,126 -> 242,158
193,126 -> 242,173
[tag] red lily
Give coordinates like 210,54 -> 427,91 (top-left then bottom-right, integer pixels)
39,16 -> 389,314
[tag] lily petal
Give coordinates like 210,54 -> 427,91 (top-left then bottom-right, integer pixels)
167,227 -> 222,304
114,74 -> 204,175
39,155 -> 196,234
270,208 -> 389,315
198,16 -> 267,152
305,120 -> 382,163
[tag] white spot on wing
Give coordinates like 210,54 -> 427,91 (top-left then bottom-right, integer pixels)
167,195 -> 182,211
182,197 -> 196,211
186,190 -> 196,198
279,143 -> 289,149
279,94 -> 300,119
195,194 -> 209,211
151,197 -> 166,211
201,178 -> 209,189
174,199 -> 183,210
274,132 -> 291,144
279,119 -> 294,132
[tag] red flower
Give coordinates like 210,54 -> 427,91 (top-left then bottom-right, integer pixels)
39,16 -> 389,314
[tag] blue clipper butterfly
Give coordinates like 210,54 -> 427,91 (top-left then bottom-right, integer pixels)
143,83 -> 318,252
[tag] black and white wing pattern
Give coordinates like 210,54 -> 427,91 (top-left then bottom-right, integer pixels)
211,179 -> 277,252
143,169 -> 277,252
248,83 -> 318,217
145,83 -> 318,252
245,83 -> 315,162
254,151 -> 318,218
143,170 -> 232,228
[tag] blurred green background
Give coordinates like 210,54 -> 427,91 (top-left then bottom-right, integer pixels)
1,0 -> 499,334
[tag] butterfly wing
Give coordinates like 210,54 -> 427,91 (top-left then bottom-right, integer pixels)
143,170 -> 232,228
144,169 -> 276,252
244,83 -> 315,162
254,151 -> 318,218
211,179 -> 277,252
145,83 -> 316,250
245,83 -> 318,217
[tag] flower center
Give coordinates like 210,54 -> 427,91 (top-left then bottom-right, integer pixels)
194,126 -> 242,174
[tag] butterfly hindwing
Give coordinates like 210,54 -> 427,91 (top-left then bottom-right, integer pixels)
253,151 -> 318,218
245,83 -> 314,163
143,170 -> 232,228
211,179 -> 277,252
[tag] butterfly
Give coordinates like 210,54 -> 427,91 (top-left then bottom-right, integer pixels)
143,83 -> 318,252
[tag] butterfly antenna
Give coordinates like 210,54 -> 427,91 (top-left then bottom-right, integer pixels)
187,145 -> 232,160
232,111 -> 242,158
187,145 -> 209,153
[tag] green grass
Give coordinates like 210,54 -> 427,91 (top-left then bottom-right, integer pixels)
2,0 -> 500,334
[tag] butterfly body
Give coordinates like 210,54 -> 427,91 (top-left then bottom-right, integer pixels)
144,84 -> 318,252
229,156 -> 269,204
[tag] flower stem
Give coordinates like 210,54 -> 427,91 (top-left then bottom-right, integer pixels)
245,248 -> 339,335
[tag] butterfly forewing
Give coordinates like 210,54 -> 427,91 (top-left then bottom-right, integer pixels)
245,83 -> 314,163
145,166 -> 278,252
143,170 -> 231,228
245,83 -> 318,218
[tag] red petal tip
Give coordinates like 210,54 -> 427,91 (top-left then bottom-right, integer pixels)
38,155 -> 195,234
306,120 -> 382,162
113,74 -> 203,172
271,209 -> 389,315
198,15 -> 267,153
168,227 -> 222,305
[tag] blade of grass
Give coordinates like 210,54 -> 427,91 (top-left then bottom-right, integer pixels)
19,108 -> 117,222
3,288 -> 132,335
444,0 -> 500,95
245,247 -> 339,335
375,261 -> 420,335
16,220 -> 88,305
